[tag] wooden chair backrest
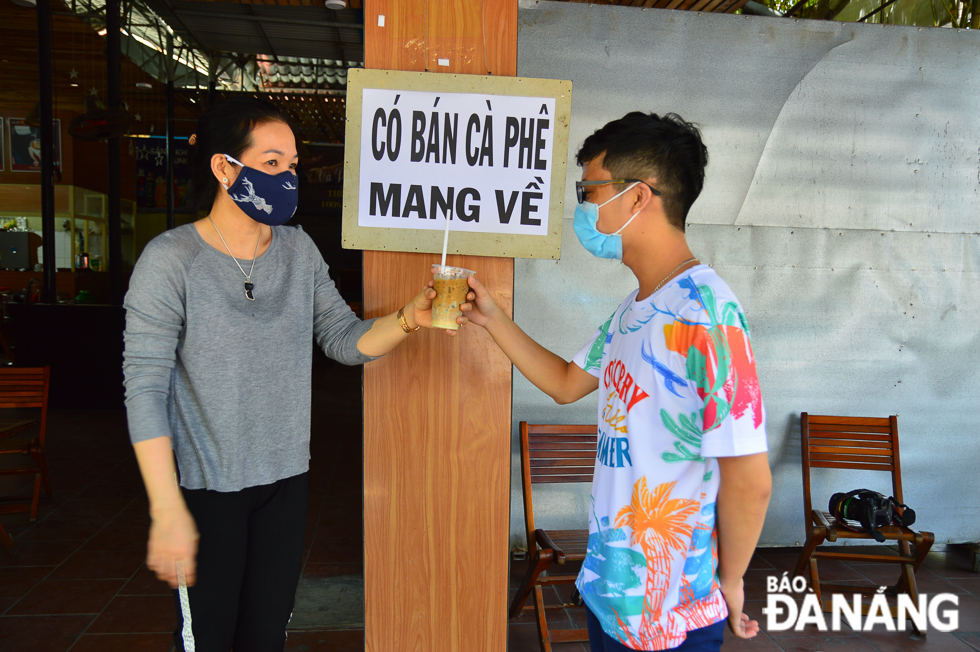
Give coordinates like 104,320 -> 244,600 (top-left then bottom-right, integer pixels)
518,422 -> 597,550
0,367 -> 50,442
800,413 -> 902,528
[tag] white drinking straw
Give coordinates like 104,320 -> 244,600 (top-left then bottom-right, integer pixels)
440,208 -> 452,268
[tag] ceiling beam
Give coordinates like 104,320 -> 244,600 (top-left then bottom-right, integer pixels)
248,6 -> 282,64
140,0 -> 211,55
170,8 -> 364,30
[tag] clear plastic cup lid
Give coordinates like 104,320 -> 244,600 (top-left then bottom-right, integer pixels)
431,264 -> 475,278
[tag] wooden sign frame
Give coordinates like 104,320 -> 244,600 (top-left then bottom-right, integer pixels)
342,68 -> 572,260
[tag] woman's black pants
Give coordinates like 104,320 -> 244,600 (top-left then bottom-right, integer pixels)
173,473 -> 308,652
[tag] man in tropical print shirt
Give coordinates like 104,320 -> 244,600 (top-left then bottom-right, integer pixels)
464,112 -> 771,651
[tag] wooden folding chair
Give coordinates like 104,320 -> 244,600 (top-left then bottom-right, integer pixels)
793,413 -> 934,621
0,367 -> 52,527
509,422 -> 596,652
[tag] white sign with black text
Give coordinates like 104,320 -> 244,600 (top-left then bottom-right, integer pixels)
357,88 -> 556,237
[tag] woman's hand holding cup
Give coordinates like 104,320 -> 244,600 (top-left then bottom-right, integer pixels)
407,271 -> 473,336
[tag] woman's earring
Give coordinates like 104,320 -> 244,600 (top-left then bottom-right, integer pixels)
222,177 -> 228,183
221,177 -> 229,189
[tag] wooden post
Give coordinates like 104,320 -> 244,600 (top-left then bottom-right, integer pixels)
362,1 -> 517,651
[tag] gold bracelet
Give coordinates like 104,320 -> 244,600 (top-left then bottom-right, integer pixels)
397,307 -> 419,333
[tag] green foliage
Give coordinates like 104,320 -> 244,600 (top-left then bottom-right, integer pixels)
766,0 -> 803,13
758,0 -> 975,27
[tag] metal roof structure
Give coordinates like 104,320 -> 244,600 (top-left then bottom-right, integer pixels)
5,0 -> 762,143
166,1 -> 364,62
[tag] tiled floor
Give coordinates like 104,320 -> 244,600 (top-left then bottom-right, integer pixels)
0,355 -> 978,651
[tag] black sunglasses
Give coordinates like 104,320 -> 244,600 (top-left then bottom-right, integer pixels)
575,179 -> 661,204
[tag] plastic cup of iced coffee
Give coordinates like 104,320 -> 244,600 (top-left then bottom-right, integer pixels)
431,264 -> 475,330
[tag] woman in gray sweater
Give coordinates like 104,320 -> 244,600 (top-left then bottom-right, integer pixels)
122,97 -> 456,652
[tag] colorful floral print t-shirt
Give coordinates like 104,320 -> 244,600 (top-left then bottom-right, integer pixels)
571,265 -> 768,651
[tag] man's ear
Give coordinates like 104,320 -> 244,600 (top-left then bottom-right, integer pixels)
633,182 -> 656,213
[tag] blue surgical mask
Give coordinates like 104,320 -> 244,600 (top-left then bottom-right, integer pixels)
573,183 -> 640,260
222,154 -> 298,226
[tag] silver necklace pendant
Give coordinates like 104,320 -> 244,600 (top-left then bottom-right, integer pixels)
208,217 -> 261,303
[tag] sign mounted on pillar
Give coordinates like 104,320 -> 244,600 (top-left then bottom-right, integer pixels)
342,68 -> 572,260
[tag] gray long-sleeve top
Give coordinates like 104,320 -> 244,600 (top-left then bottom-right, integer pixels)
123,223 -> 376,492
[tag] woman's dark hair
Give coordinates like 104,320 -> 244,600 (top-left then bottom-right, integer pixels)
576,112 -> 708,231
187,97 -> 292,212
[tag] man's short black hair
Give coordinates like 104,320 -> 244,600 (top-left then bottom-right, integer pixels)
576,112 -> 708,231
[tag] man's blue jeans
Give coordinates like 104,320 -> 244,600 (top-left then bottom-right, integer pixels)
585,605 -> 726,652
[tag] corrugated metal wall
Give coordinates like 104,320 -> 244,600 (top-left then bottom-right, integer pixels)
511,0 -> 980,549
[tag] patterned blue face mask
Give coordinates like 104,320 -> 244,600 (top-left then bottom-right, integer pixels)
222,154 -> 298,226
573,183 -> 640,260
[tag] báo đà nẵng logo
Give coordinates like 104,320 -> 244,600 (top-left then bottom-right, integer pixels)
762,573 -> 959,633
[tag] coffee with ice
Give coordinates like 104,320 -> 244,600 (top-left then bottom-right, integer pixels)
431,265 -> 474,330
